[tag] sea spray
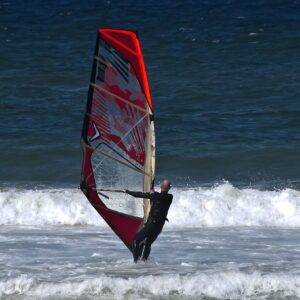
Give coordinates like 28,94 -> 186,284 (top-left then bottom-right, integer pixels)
0,183 -> 299,227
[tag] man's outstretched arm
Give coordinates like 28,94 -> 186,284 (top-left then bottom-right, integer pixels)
125,190 -> 151,199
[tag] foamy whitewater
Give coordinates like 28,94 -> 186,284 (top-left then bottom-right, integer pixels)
1,183 -> 299,227
1,183 -> 299,299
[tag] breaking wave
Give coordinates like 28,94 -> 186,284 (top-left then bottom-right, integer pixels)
0,271 -> 299,299
0,183 -> 299,227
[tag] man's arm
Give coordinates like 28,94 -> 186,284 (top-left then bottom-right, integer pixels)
125,190 -> 151,199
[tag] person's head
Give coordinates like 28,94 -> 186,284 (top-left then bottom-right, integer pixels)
160,179 -> 171,192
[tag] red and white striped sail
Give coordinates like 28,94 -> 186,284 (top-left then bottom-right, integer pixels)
80,28 -> 155,250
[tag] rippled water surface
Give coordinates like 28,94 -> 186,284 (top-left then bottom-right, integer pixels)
0,0 -> 299,187
1,226 -> 299,299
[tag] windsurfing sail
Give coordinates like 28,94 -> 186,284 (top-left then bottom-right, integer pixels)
80,28 -> 155,250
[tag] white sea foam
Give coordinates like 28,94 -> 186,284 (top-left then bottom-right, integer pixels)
0,188 -> 103,226
0,183 -> 299,227
169,183 -> 300,227
0,271 -> 299,299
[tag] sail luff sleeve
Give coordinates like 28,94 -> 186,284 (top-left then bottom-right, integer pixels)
82,35 -> 100,145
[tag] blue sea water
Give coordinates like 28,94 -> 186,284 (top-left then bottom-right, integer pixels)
1,0 -> 299,187
0,1 -> 300,299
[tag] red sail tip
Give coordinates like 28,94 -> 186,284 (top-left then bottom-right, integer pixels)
98,28 -> 153,111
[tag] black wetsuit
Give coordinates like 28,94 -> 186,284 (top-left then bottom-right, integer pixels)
125,190 -> 173,262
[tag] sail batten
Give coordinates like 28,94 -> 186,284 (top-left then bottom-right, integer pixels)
90,83 -> 148,113
80,28 -> 155,250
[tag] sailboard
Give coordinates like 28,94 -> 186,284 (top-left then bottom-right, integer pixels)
80,28 -> 155,250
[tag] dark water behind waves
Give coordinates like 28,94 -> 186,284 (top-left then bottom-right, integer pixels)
0,0 -> 300,188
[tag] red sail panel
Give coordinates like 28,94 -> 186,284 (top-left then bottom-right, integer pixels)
100,28 -> 153,111
81,147 -> 142,248
80,28 -> 154,250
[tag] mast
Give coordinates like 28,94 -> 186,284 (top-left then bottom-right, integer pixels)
143,107 -> 156,224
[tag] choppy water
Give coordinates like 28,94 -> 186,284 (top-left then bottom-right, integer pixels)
0,185 -> 299,298
1,0 -> 300,299
1,225 -> 299,299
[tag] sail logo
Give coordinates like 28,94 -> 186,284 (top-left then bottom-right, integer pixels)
89,122 -> 101,142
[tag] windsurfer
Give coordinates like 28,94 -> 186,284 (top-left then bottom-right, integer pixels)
125,179 -> 173,262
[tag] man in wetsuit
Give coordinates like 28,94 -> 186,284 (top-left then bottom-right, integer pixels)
125,179 -> 173,262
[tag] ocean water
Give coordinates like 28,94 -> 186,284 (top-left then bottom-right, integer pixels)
1,185 -> 299,299
1,0 -> 300,299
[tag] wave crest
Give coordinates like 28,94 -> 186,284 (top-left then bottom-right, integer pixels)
1,271 -> 299,299
0,183 -> 299,227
